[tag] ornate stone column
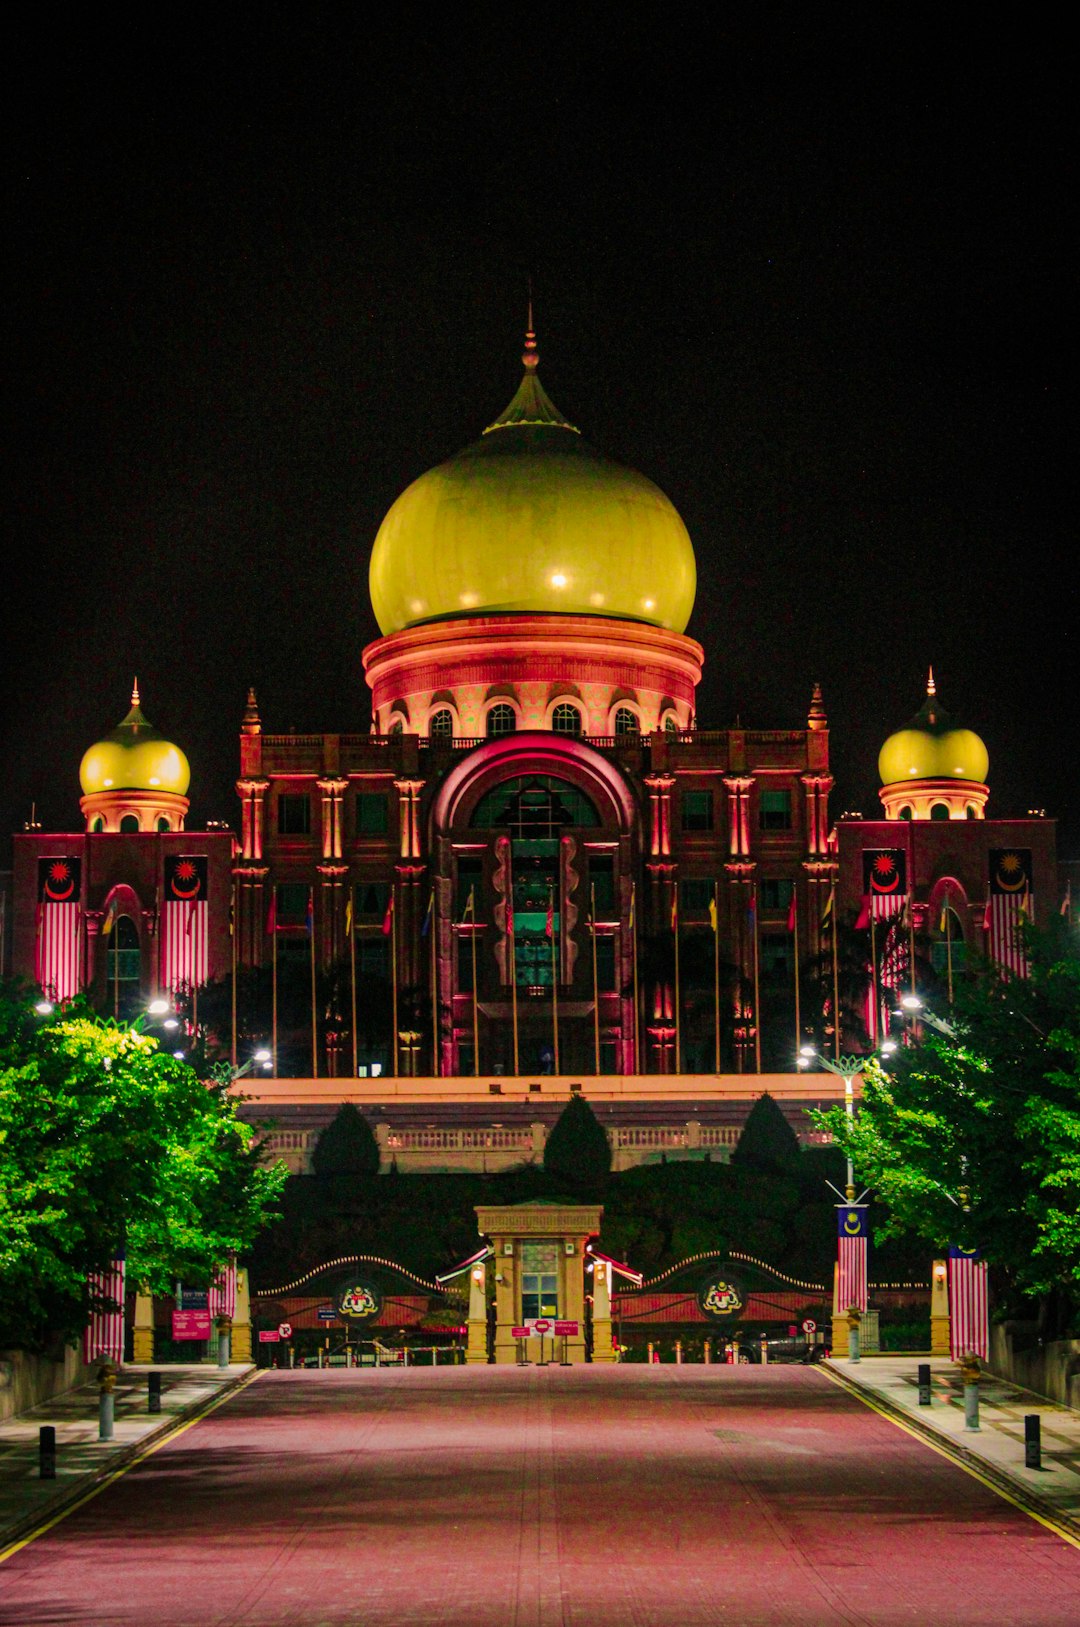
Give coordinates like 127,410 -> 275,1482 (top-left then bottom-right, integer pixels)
236,779 -> 269,861
724,777 -> 754,858
644,774 -> 674,857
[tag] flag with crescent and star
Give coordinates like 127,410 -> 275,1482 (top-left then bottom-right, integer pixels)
35,856 -> 82,1001
162,855 -> 209,994
836,1204 -> 868,1313
862,849 -> 907,921
987,849 -> 1033,979
948,1245 -> 988,1361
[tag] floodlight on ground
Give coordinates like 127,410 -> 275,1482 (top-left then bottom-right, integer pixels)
173,1050 -> 186,1060
34,999 -> 55,1016
880,1039 -> 898,1055
799,1043 -> 817,1057
253,1047 -> 272,1063
900,992 -> 923,1011
796,1055 -> 812,1069
164,1018 -> 179,1031
146,998 -> 171,1017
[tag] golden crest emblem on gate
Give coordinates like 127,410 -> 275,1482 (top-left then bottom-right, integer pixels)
336,1280 -> 383,1321
698,1274 -> 745,1319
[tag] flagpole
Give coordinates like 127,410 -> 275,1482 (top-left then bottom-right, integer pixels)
349,899 -> 358,1080
631,881 -> 640,1075
272,904 -> 278,1077
713,881 -> 721,1076
591,881 -> 601,1075
945,895 -> 954,1005
391,892 -> 399,1077
508,855 -> 519,1077
673,879 -> 681,1076
230,880 -> 237,1071
469,889 -> 479,1076
430,891 -> 439,1076
830,887 -> 840,1060
550,885 -> 560,1077
309,893 -> 318,1079
869,912 -> 879,1050
751,882 -> 762,1074
792,893 -> 801,1062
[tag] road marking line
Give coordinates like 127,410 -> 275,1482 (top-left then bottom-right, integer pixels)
817,1364 -> 1080,1551
0,1369 -> 264,1566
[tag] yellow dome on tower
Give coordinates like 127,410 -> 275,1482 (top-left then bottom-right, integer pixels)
878,671 -> 989,786
368,325 -> 697,636
79,683 -> 191,797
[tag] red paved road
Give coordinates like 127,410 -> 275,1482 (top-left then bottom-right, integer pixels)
3,1366 -> 1078,1626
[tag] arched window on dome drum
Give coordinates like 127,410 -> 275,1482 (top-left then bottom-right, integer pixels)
486,704 -> 517,737
930,802 -> 950,821
551,703 -> 583,736
90,816 -> 104,832
388,718 -> 404,737
429,708 -> 454,740
966,804 -> 978,819
614,707 -> 639,737
898,806 -> 913,820
157,817 -> 170,832
120,814 -> 140,833
664,715 -> 679,735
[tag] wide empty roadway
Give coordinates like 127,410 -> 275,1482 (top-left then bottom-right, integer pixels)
3,1365 -> 1078,1626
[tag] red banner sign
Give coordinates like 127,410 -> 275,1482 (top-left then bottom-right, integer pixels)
172,1310 -> 212,1340
554,1321 -> 579,1336
258,1330 -> 280,1343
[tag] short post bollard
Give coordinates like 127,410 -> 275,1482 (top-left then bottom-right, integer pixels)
675,1340 -> 683,1365
726,1341 -> 735,1365
1025,1414 -> 1041,1469
647,1341 -> 654,1364
703,1338 -> 712,1365
961,1354 -> 981,1431
759,1335 -> 769,1366
847,1307 -> 862,1364
216,1317 -> 231,1369
917,1362 -> 932,1406
97,1360 -> 117,1441
39,1425 -> 56,1480
148,1371 -> 162,1414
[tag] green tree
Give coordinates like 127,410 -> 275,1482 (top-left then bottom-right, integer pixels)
816,923 -> 1080,1332
543,1094 -> 611,1190
311,1103 -> 381,1178
0,988 -> 287,1349
731,1092 -> 800,1176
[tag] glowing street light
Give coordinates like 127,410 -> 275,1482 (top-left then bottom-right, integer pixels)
34,999 -> 55,1016
146,997 -> 171,1017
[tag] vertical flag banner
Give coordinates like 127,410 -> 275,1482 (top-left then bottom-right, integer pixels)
83,1254 -> 126,1365
836,1205 -> 869,1312
948,1245 -> 989,1361
862,849 -> 908,921
988,849 -> 1034,979
382,892 -> 395,935
208,1259 -> 238,1321
36,856 -> 82,1001
163,856 -> 209,993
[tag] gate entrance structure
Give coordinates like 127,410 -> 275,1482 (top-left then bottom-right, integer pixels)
466,1201 -> 613,1365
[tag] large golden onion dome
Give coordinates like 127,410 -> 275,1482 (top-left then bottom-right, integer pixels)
368,324 -> 697,636
878,671 -> 989,786
79,683 -> 191,796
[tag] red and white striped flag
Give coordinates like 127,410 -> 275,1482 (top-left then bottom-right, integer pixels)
863,849 -> 907,923
162,856 -> 209,994
987,849 -> 1032,980
207,1258 -> 238,1320
82,1256 -> 126,1365
35,857 -> 83,1002
948,1246 -> 988,1361
837,1205 -> 869,1312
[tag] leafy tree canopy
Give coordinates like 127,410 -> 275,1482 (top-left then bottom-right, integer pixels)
0,985 -> 287,1349
311,1103 -> 381,1179
815,923 -> 1080,1323
542,1094 -> 612,1191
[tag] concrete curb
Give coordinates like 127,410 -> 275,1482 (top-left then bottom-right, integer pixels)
823,1362 -> 1080,1544
0,1365 -> 257,1555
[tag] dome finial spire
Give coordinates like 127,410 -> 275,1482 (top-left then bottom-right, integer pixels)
927,665 -> 936,697
522,279 -> 539,371
131,676 -> 140,707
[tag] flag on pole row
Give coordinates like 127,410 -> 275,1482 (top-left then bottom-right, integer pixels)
35,856 -> 82,1001
863,849 -> 907,920
421,891 -> 434,937
207,1259 -> 238,1321
381,892 -> 395,935
83,1255 -> 126,1365
836,1205 -> 869,1312
987,849 -> 1033,979
162,856 -> 209,994
948,1246 -> 989,1361
821,885 -> 835,930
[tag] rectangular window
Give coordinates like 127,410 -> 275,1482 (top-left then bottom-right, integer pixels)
457,933 -> 475,992
277,793 -> 311,835
275,882 -> 309,925
681,877 -> 715,913
356,792 -> 389,836
520,1243 -> 558,1320
759,877 -> 795,913
595,934 -> 617,991
759,790 -> 793,831
681,790 -> 713,832
354,881 -> 391,922
456,856 -> 483,917
760,935 -> 794,983
357,938 -> 389,981
589,854 -> 615,913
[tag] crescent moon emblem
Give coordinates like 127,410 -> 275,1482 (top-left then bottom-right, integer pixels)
44,878 -> 76,901
872,872 -> 900,893
171,878 -> 200,899
844,1212 -> 861,1234
996,871 -> 1026,892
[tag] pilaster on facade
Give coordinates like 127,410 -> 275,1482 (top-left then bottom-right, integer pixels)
723,777 -> 755,857
317,863 -> 349,967
316,778 -> 349,861
802,858 -> 838,956
236,779 -> 270,861
233,864 -> 269,969
801,774 -> 835,857
393,779 -> 426,861
643,774 -> 675,857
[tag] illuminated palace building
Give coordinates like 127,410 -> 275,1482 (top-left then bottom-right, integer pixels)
6,326 -> 1067,1156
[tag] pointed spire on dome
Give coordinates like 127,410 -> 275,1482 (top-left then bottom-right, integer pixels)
132,676 -> 140,707
484,306 -> 579,435
242,685 -> 262,736
117,680 -> 153,736
808,681 -> 827,731
927,666 -> 936,697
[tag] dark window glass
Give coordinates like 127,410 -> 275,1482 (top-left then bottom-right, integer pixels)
759,790 -> 792,831
354,881 -> 391,921
681,790 -> 713,832
759,877 -> 794,913
681,877 -> 714,913
931,802 -> 950,821
357,937 -> 389,980
899,806 -> 913,820
551,702 -> 582,735
664,716 -> 679,734
106,916 -> 141,983
614,707 -> 639,736
471,776 -> 600,834
120,814 -> 139,833
457,934 -> 475,992
388,719 -> 404,736
356,793 -> 389,836
429,708 -> 454,739
760,934 -> 794,982
595,934 -> 617,990
590,855 -> 616,913
486,704 -> 517,737
278,794 -> 311,835
156,817 -> 170,832
276,882 -> 309,925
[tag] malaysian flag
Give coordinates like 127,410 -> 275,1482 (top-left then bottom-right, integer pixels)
35,856 -> 82,1002
948,1245 -> 989,1361
83,1254 -> 126,1365
987,849 -> 1033,979
837,1205 -> 869,1312
863,849 -> 907,922
162,856 -> 209,995
207,1258 -> 238,1321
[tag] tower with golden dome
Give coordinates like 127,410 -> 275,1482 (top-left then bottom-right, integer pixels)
877,670 -> 989,821
79,680 -> 192,833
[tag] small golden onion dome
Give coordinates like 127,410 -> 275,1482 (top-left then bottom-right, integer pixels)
368,326 -> 697,636
79,682 -> 191,796
878,671 -> 989,785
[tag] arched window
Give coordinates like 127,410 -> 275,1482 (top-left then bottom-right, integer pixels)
90,816 -> 104,832
429,708 -> 454,739
157,817 -> 171,832
120,814 -> 140,833
966,804 -> 978,819
898,806 -> 913,821
930,802 -> 950,822
551,703 -> 582,736
614,707 -> 639,737
106,915 -> 141,1013
486,704 -> 517,737
664,715 -> 679,735
388,718 -> 404,737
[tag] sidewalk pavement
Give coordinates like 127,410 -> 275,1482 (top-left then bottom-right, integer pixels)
826,1354 -> 1080,1542
0,1362 -> 256,1554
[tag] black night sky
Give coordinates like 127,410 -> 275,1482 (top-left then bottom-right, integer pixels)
2,12 -> 1072,856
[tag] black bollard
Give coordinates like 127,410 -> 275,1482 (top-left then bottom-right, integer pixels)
148,1371 -> 162,1414
39,1425 -> 56,1480
917,1362 -> 932,1405
1024,1413 -> 1041,1469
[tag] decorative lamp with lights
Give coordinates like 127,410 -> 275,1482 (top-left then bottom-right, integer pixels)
79,682 -> 191,833
877,671 -> 989,821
